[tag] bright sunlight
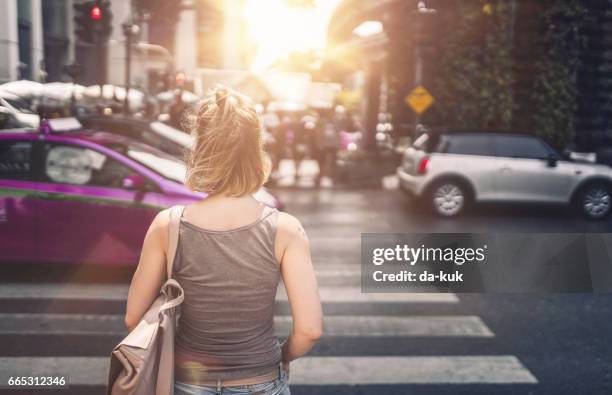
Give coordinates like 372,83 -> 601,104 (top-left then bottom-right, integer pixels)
244,0 -> 341,72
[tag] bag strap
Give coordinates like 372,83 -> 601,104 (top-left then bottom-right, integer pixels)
157,207 -> 184,395
159,279 -> 184,312
166,205 -> 185,281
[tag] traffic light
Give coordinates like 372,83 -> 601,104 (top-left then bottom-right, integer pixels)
73,2 -> 94,43
91,4 -> 102,21
95,1 -> 113,40
73,0 -> 112,44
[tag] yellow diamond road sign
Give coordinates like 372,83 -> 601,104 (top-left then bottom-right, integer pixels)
405,86 -> 434,114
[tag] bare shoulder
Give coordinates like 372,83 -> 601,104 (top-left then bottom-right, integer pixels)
153,208 -> 172,228
277,212 -> 308,243
274,212 -> 309,265
144,208 -> 173,241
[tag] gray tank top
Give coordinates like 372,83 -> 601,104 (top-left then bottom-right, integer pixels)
172,205 -> 282,383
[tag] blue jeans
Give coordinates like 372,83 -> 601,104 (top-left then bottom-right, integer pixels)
174,369 -> 290,395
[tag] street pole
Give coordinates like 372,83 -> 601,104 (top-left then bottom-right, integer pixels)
97,38 -> 104,93
142,12 -> 150,92
123,23 -> 132,115
64,62 -> 83,116
95,0 -> 103,95
413,29 -> 423,135
413,1 -> 436,138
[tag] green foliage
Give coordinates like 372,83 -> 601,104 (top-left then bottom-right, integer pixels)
432,1 -> 515,130
531,0 -> 589,149
431,0 -> 589,149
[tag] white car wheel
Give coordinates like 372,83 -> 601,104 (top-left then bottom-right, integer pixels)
431,182 -> 466,217
581,185 -> 612,219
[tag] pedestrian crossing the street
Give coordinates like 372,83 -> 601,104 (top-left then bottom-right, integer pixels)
0,264 -> 538,394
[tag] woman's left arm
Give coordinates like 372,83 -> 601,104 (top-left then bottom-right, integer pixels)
124,209 -> 171,331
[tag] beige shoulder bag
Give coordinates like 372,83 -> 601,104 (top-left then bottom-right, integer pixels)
107,205 -> 185,395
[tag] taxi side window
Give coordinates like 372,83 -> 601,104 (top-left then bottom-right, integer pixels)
43,144 -> 133,189
0,140 -> 32,180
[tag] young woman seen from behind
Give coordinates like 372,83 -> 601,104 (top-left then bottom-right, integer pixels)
125,87 -> 323,395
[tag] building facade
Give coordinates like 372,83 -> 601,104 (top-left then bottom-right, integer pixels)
325,0 -> 612,151
0,0 -> 74,83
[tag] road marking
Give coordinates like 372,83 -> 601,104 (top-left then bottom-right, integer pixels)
315,269 -> 360,277
0,314 -> 491,337
313,264 -> 361,286
0,313 -> 127,336
315,263 -> 362,275
278,315 -> 493,337
278,286 -> 459,303
0,283 -> 129,301
290,356 -> 538,384
0,356 -> 536,385
301,212 -> 387,226
309,237 -> 361,249
0,357 -> 107,386
0,284 -> 459,303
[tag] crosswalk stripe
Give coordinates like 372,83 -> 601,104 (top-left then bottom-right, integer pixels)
0,357 -> 106,386
0,313 -> 126,336
0,284 -> 128,301
319,264 -> 368,283
0,356 -> 537,386
272,188 -> 373,208
314,265 -> 360,275
278,287 -> 459,303
279,316 -> 493,337
290,356 -> 538,384
0,284 -> 459,303
309,238 -> 361,250
314,265 -> 360,286
299,212 -> 388,227
0,314 -> 492,338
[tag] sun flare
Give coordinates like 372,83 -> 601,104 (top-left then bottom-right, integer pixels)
244,0 -> 341,72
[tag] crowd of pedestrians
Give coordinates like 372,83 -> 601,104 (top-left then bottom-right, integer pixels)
266,105 -> 361,186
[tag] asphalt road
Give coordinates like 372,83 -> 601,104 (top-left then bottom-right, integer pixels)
0,185 -> 611,394
274,186 -> 612,394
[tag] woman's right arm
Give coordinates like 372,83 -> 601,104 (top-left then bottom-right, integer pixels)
277,213 -> 323,370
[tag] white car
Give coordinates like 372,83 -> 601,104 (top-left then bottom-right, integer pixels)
397,131 -> 612,219
0,91 -> 39,127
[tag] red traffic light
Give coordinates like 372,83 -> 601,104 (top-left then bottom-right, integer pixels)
90,5 -> 102,20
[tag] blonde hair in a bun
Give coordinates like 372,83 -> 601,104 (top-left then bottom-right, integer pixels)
185,86 -> 270,196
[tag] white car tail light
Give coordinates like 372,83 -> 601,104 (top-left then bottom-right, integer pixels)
417,156 -> 430,175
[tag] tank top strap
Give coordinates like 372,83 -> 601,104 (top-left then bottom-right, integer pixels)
259,205 -> 280,257
261,203 -> 276,218
261,204 -> 279,228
